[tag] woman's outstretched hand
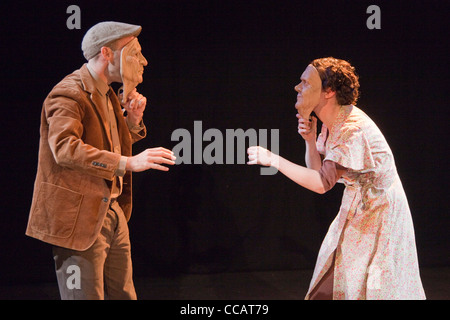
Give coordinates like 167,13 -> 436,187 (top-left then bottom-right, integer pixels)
247,146 -> 279,168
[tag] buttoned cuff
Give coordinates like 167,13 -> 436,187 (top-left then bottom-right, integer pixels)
126,118 -> 145,133
115,156 -> 128,177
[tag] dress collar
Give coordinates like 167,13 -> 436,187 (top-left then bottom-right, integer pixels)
328,105 -> 354,141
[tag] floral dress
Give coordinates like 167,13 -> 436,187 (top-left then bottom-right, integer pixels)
305,105 -> 426,300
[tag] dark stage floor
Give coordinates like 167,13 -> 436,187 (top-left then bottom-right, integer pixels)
1,267 -> 448,300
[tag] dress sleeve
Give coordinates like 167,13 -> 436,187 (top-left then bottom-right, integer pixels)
324,125 -> 376,172
319,160 -> 347,192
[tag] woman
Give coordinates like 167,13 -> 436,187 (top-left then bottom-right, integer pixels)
247,57 -> 425,299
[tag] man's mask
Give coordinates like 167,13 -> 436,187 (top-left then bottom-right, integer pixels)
119,38 -> 148,104
295,64 -> 322,119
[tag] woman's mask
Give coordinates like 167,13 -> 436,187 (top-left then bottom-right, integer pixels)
119,38 -> 148,103
295,64 -> 322,119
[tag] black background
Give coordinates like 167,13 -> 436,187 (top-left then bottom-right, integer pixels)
0,0 -> 448,287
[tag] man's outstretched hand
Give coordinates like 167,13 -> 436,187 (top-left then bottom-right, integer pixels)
126,147 -> 176,172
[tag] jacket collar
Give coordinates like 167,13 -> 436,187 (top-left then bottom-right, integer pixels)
85,64 -> 110,97
79,64 -> 112,147
80,63 -> 98,95
78,64 -> 131,153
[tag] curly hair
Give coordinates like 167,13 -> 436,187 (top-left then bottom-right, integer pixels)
311,57 -> 360,105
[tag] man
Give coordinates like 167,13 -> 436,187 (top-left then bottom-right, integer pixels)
26,21 -> 176,299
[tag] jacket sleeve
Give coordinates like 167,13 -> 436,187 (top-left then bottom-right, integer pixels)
45,86 -> 121,181
126,117 -> 147,144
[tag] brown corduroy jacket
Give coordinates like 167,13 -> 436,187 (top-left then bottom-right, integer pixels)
26,64 -> 146,251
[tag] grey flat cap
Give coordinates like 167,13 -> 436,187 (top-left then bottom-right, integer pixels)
81,21 -> 142,60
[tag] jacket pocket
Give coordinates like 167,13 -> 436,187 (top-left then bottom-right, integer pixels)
30,182 -> 83,238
